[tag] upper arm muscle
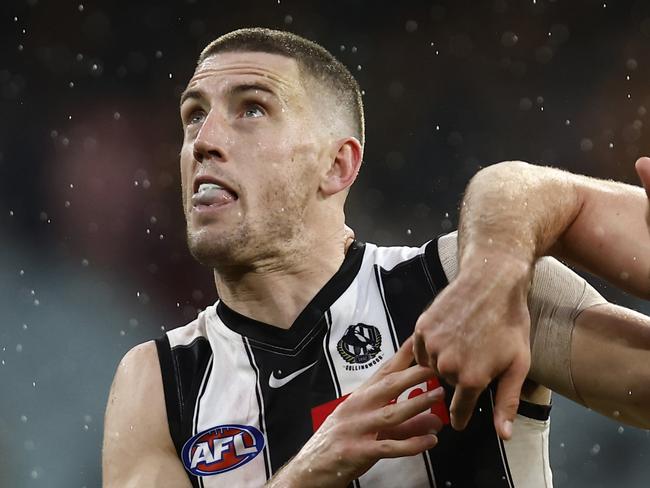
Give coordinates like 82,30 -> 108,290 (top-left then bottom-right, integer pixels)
102,341 -> 191,488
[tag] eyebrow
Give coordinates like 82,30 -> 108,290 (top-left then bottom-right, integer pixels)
179,82 -> 281,108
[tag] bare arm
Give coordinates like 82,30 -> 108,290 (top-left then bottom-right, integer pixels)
102,341 -> 191,488
459,159 -> 650,298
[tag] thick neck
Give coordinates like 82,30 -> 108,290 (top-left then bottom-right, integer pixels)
213,225 -> 354,330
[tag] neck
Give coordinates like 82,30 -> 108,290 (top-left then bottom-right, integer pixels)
213,226 -> 354,329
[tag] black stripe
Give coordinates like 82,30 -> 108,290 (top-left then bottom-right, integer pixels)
378,243 -> 514,487
518,400 -> 552,421
373,265 -> 399,352
154,335 -> 184,456
245,318 -> 337,474
243,338 -> 272,480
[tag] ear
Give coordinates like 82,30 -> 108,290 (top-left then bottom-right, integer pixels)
320,137 -> 363,196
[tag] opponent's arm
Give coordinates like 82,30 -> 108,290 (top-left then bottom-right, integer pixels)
267,339 -> 443,488
102,341 -> 191,488
459,159 -> 650,299
525,257 -> 650,428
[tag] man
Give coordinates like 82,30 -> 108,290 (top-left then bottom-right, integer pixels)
414,158 -> 650,439
102,28 -> 650,488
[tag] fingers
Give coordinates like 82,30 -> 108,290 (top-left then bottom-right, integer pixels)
377,337 -> 416,376
493,355 -> 530,440
449,385 -> 483,431
636,157 -> 650,197
377,412 -> 444,441
367,435 -> 438,460
412,331 -> 431,368
362,365 -> 437,409
361,387 -> 444,433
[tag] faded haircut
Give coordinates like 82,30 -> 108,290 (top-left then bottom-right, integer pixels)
198,27 -> 365,146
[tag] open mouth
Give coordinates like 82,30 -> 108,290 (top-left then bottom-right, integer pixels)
191,179 -> 238,209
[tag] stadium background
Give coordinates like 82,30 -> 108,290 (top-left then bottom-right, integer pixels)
1,0 -> 650,486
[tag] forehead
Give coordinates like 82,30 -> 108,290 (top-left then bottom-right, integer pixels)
185,51 -> 305,100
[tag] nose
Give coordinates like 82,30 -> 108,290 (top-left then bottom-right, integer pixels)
192,111 -> 228,164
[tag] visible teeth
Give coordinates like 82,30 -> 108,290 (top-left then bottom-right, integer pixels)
197,182 -> 223,193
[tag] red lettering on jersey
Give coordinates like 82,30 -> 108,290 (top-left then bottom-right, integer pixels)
311,377 -> 449,432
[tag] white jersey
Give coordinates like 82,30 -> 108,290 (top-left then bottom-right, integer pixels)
156,238 -> 555,488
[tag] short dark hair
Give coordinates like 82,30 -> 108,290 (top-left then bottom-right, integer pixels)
198,28 -> 365,146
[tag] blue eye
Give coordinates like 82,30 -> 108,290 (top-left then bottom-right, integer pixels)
243,105 -> 264,118
188,111 -> 205,125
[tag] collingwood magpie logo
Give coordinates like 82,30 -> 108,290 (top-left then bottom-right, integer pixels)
337,324 -> 383,371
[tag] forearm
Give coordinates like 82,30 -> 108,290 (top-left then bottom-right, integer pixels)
459,161 -> 650,298
459,161 -> 581,267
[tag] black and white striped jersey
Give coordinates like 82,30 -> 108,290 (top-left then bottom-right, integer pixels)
155,236 -> 554,488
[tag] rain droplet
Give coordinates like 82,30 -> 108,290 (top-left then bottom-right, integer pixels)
69,81 -> 74,88
168,73 -> 173,79
16,344 -> 22,353
406,229 -> 412,235
20,415 -> 27,423
618,426 -> 625,434
113,112 -> 121,120
19,269 -> 24,276
83,424 -> 89,431
119,330 -> 126,336
78,4 -> 84,12
81,258 -> 89,267
590,443 -> 600,455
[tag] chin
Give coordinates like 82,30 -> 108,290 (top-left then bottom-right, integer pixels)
186,225 -> 254,269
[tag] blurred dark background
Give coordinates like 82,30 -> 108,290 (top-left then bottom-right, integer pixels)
1,0 -> 650,486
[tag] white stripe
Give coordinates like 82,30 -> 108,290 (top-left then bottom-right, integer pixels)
323,310 -> 342,397
192,355 -> 213,488
244,337 -> 273,477
489,388 -> 515,488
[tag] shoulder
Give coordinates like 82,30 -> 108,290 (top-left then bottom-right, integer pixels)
104,341 -> 166,441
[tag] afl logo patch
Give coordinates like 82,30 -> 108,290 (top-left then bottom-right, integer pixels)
181,424 -> 264,476
337,324 -> 384,370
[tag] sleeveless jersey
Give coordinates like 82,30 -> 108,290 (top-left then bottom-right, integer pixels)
155,237 -> 553,488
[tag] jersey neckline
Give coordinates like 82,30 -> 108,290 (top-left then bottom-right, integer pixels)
215,240 -> 366,348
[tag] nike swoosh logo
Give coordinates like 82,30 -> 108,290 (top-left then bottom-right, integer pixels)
269,361 -> 318,389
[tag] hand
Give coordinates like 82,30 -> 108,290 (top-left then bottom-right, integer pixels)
269,338 -> 444,488
412,251 -> 532,440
